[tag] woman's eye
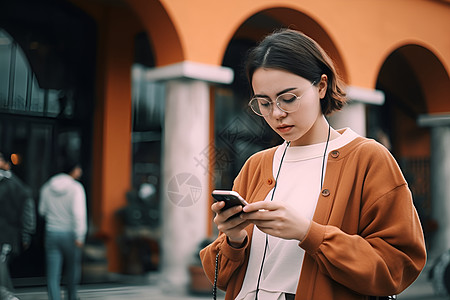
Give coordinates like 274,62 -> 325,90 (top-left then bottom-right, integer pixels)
259,99 -> 271,107
279,94 -> 297,103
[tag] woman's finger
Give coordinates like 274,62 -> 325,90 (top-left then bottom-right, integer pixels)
211,201 -> 225,213
243,200 -> 282,213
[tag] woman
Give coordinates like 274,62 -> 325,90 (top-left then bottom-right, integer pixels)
200,29 -> 426,300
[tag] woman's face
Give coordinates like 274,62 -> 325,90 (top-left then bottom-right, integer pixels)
251,68 -> 327,146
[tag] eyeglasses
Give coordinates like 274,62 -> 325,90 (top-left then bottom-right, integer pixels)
248,81 -> 316,117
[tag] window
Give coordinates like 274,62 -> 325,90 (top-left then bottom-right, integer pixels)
0,28 -> 66,117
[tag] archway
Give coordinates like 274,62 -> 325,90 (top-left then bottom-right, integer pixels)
371,44 -> 450,252
126,0 -> 184,66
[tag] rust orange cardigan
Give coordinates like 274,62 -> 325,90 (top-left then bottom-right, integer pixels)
200,136 -> 426,300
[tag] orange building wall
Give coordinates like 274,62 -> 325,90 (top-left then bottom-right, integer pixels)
128,0 -> 450,91
126,0 -> 184,66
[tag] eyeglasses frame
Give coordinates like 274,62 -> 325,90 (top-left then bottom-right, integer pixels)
248,81 -> 316,117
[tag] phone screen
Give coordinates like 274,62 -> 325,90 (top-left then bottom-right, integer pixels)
211,190 -> 248,211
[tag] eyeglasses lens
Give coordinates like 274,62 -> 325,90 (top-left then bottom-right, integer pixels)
250,98 -> 271,116
277,93 -> 299,112
249,93 -> 299,117
249,81 -> 315,117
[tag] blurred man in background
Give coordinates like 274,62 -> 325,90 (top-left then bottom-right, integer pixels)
0,152 -> 36,300
39,161 -> 87,300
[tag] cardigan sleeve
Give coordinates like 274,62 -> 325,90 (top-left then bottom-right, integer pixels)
199,232 -> 249,290
199,155 -> 253,291
299,141 -> 426,296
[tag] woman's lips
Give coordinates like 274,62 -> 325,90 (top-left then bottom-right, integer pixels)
277,124 -> 293,133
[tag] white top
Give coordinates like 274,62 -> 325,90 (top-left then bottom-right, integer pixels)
39,173 -> 87,243
235,128 -> 358,300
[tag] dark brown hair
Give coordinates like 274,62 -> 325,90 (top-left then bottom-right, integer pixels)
246,28 -> 346,115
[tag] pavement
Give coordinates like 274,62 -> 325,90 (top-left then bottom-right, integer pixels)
11,264 -> 448,300
13,272 -> 224,300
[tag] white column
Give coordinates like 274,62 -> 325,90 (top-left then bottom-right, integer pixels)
160,79 -> 210,292
145,62 -> 233,294
328,101 -> 367,136
418,114 -> 450,259
328,86 -> 384,136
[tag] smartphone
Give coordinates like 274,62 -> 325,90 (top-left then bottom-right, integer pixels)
211,190 -> 248,211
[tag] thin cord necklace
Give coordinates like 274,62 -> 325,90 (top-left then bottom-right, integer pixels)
255,140 -> 290,300
255,123 -> 331,300
321,123 -> 331,189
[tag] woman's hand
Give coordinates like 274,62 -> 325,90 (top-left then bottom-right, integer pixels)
212,201 -> 250,248
241,201 -> 311,242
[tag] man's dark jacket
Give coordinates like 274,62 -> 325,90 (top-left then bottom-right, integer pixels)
0,170 -> 35,255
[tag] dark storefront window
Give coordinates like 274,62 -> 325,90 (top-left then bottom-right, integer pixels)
0,28 -> 85,195
0,29 -> 64,118
131,64 -> 164,193
0,0 -> 96,281
116,32 -> 164,273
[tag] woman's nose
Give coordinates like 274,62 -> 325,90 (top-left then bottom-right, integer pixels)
271,103 -> 287,118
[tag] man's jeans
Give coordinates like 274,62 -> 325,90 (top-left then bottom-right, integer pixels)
0,244 -> 18,300
45,231 -> 81,300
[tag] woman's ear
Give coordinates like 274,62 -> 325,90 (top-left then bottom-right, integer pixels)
318,74 -> 328,99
